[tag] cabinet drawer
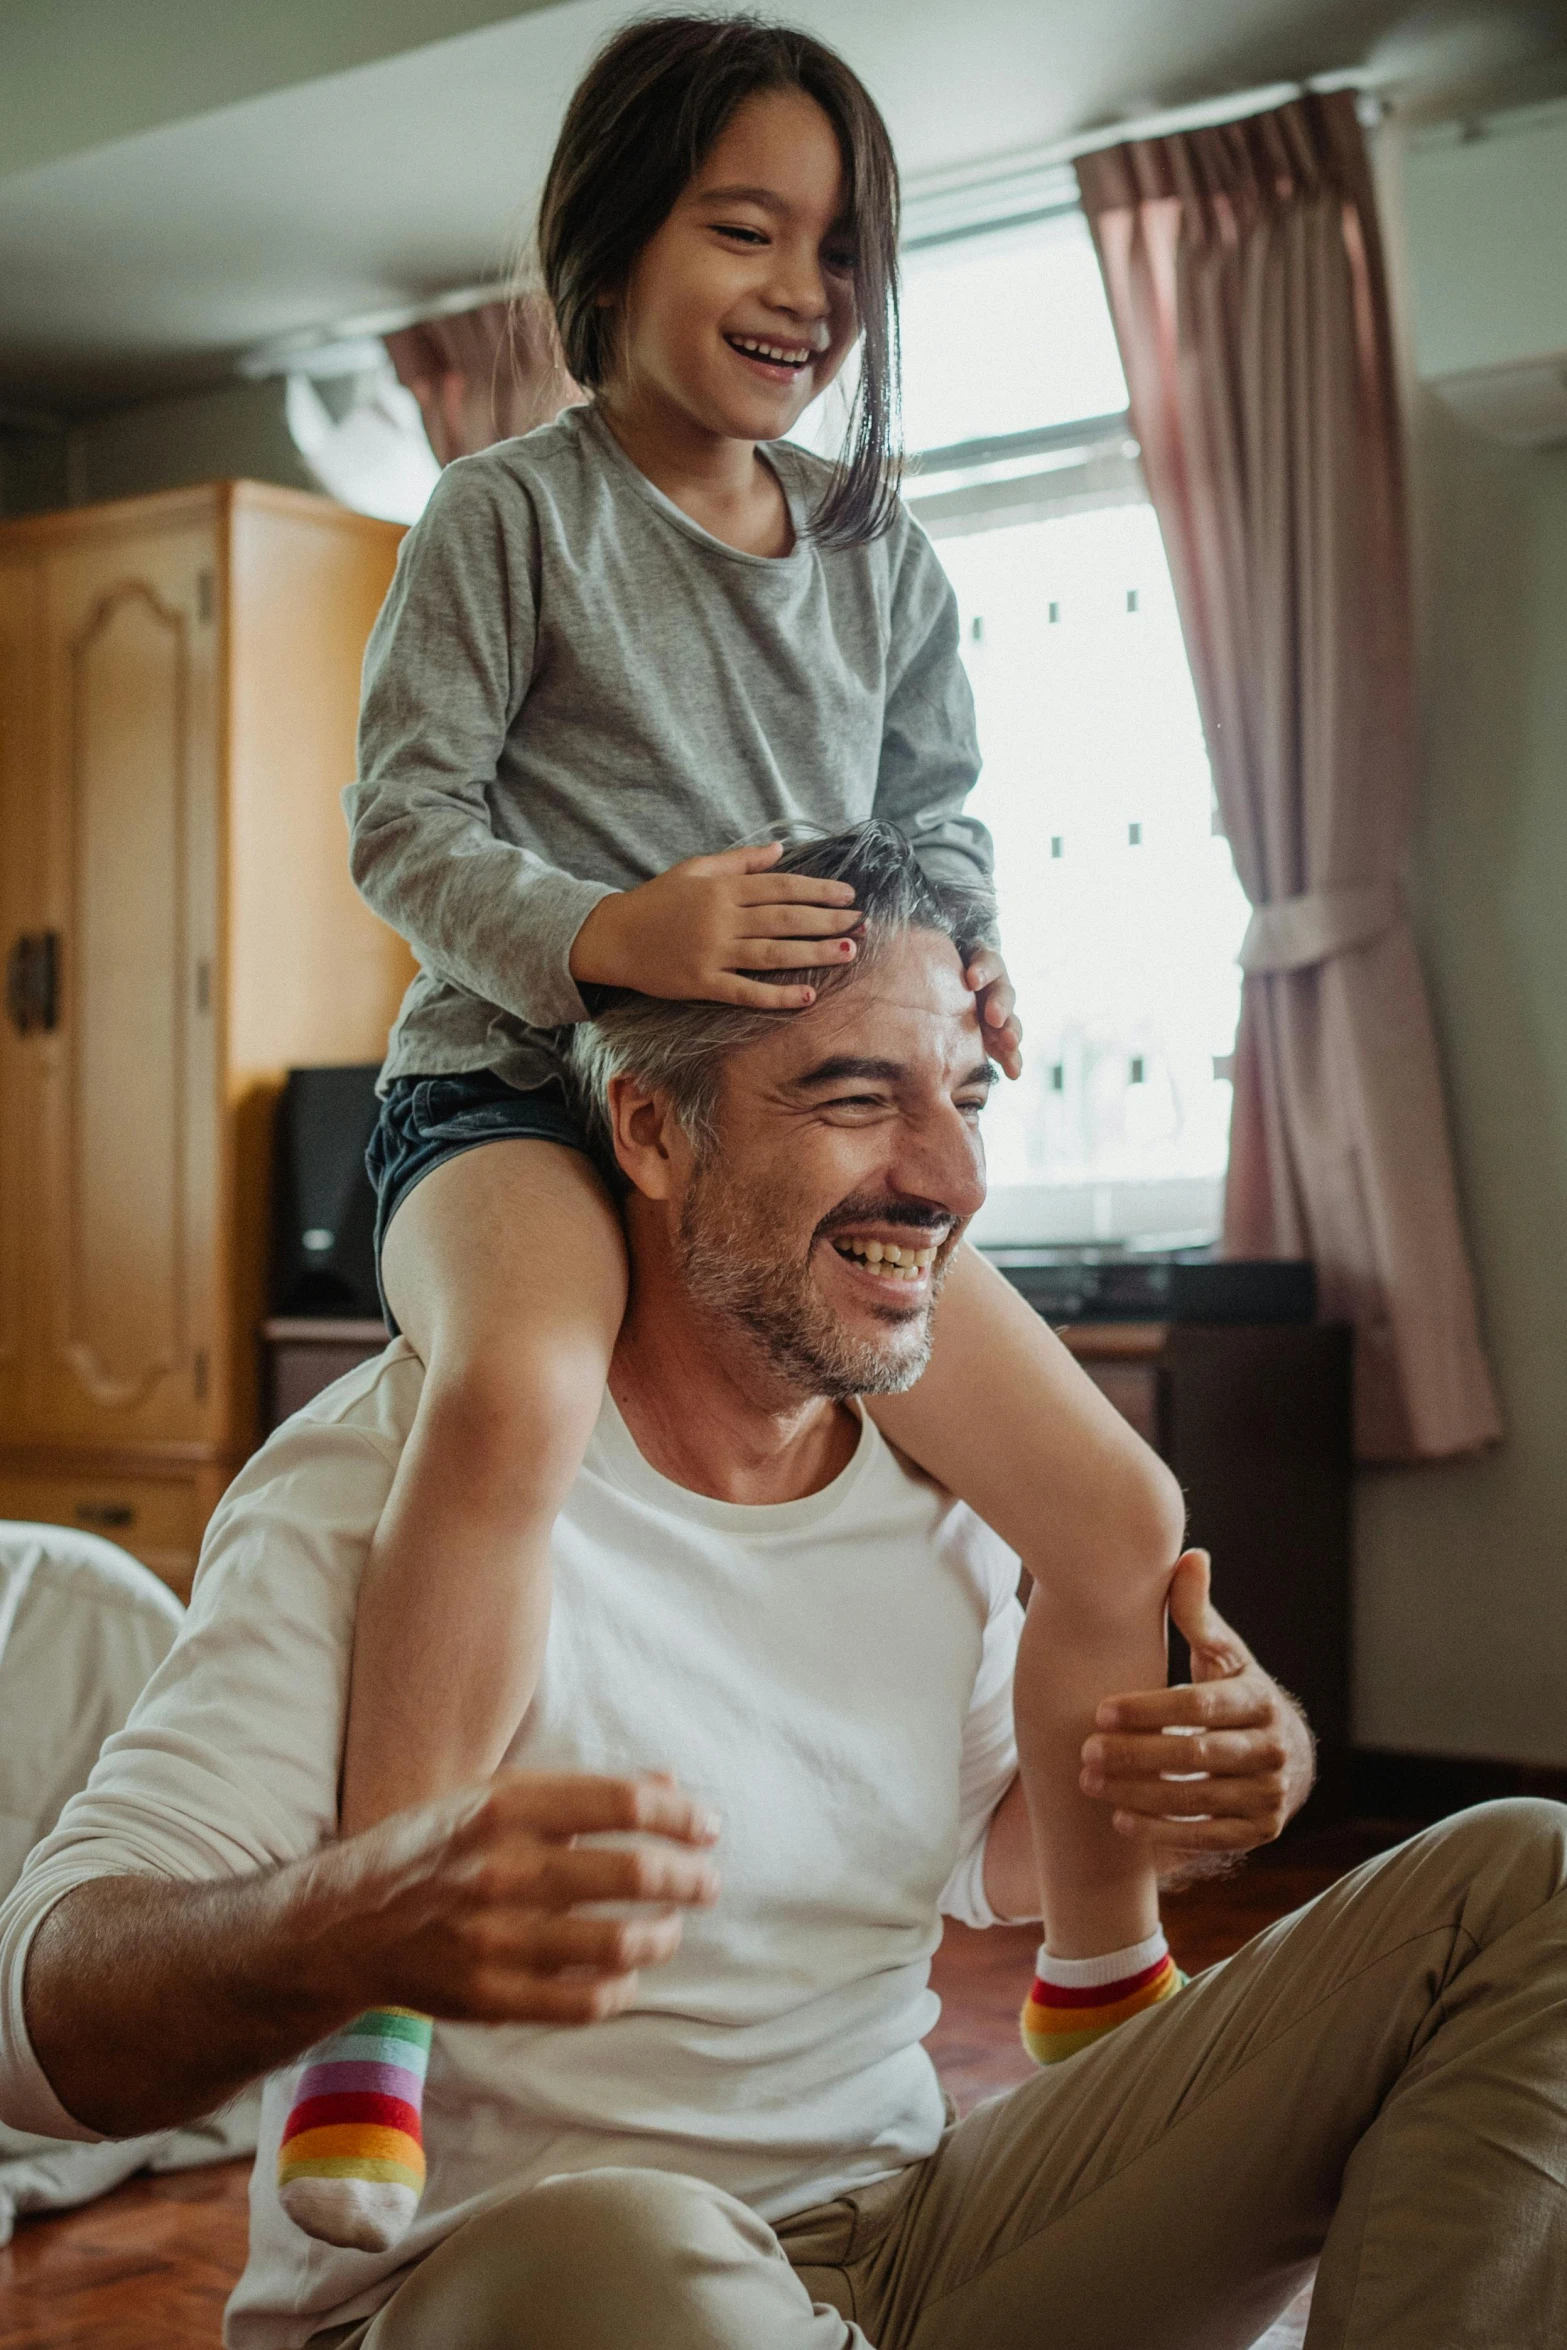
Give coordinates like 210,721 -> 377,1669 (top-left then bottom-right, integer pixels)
0,1469 -> 202,1598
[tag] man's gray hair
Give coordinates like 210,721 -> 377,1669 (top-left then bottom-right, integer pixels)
570,822 -> 997,1159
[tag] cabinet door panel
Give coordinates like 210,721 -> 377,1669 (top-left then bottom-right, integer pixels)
29,526 -> 219,1445
0,558 -> 43,1438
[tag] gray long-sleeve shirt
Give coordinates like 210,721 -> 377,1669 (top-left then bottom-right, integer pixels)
347,401 -> 990,1092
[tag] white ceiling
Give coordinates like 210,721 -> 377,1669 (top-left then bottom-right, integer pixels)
1,0 -> 1562,412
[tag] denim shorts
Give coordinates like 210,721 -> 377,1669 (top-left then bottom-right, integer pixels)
366,1071 -> 599,1330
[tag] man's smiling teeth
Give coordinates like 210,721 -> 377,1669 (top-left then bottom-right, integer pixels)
832,1238 -> 939,1279
729,335 -> 812,364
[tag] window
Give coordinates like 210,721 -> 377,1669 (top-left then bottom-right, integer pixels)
894,209 -> 1251,1249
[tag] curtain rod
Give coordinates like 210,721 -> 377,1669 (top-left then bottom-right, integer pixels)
243,71 -> 1385,379
902,66 -> 1379,224
899,72 -> 1385,248
1062,68 -> 1380,159
238,279 -> 515,380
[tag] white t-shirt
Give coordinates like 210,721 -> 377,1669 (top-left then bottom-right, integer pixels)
0,1343 -> 1023,2350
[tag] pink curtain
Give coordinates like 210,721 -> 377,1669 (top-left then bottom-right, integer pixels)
384,296 -> 579,463
1077,94 -> 1499,1461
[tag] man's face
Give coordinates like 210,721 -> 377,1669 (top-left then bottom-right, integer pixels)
672,929 -> 993,1399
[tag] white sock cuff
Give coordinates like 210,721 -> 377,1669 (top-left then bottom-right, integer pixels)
1033,1928 -> 1170,1989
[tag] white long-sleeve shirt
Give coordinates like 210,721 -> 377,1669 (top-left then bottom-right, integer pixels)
0,1343 -> 1022,2349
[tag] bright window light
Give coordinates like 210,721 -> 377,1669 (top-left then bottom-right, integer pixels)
944,507 -> 1251,1243
900,211 -> 1129,449
894,214 -> 1251,1249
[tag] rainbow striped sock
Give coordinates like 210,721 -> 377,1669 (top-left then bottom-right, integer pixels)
277,2007 -> 433,2252
1021,1931 -> 1184,2066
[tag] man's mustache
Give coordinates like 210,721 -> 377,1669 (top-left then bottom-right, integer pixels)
813,1194 -> 958,1250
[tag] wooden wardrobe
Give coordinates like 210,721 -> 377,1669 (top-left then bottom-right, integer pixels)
0,481 -> 414,1593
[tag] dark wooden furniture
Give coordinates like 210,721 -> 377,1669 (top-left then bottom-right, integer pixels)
260,1314 -> 1353,1801
1065,1321 -> 1353,1811
262,1317 -> 391,1429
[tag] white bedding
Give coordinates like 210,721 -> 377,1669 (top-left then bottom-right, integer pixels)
0,1520 -> 259,2238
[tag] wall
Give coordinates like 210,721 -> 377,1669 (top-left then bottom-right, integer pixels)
1348,104 -> 1567,1763
1401,102 -> 1567,380
65,377 -> 315,509
0,378 -> 315,520
0,426 -> 68,518
1354,397 -> 1567,1763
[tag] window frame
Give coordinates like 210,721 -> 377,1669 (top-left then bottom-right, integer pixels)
904,411 -> 1143,542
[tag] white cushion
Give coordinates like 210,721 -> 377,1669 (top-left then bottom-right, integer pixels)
0,1521 -> 259,2230
0,1522 -> 183,1905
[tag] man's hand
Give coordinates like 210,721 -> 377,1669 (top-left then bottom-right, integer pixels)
964,946 -> 1023,1079
569,842 -> 860,1010
1077,1551 -> 1316,1881
26,1771 -> 721,2139
330,1770 -> 722,2027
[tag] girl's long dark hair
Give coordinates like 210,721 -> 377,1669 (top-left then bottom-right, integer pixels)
537,14 -> 902,546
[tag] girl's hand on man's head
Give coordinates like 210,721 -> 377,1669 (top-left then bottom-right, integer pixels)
965,948 -> 1023,1080
569,841 -> 861,1011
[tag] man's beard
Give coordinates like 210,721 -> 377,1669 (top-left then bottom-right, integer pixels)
674,1158 -> 952,1401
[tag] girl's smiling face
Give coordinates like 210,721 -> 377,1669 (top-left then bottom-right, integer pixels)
604,86 -> 861,448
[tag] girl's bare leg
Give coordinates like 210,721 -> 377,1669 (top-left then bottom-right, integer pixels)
867,1245 -> 1184,1959
341,1138 -> 627,1832
280,1138 -> 625,2257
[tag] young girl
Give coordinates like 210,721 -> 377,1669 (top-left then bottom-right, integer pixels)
278,15 -> 1185,2254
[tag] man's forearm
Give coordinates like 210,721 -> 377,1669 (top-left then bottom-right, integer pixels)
26,1855 -> 364,2138
21,1772 -> 721,2142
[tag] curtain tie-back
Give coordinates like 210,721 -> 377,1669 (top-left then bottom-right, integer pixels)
1238,878 -> 1403,976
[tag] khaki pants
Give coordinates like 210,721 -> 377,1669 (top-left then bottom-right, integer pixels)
321,1802 -> 1567,2349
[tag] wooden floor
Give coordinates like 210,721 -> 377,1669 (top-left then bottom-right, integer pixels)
0,2159 -> 251,2350
0,1820 -> 1411,2348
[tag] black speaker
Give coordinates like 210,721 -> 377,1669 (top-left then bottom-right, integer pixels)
270,1065 -> 383,1318
984,1248 -> 1316,1325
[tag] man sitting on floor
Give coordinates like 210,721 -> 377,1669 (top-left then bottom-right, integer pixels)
3,825 -> 1565,2350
